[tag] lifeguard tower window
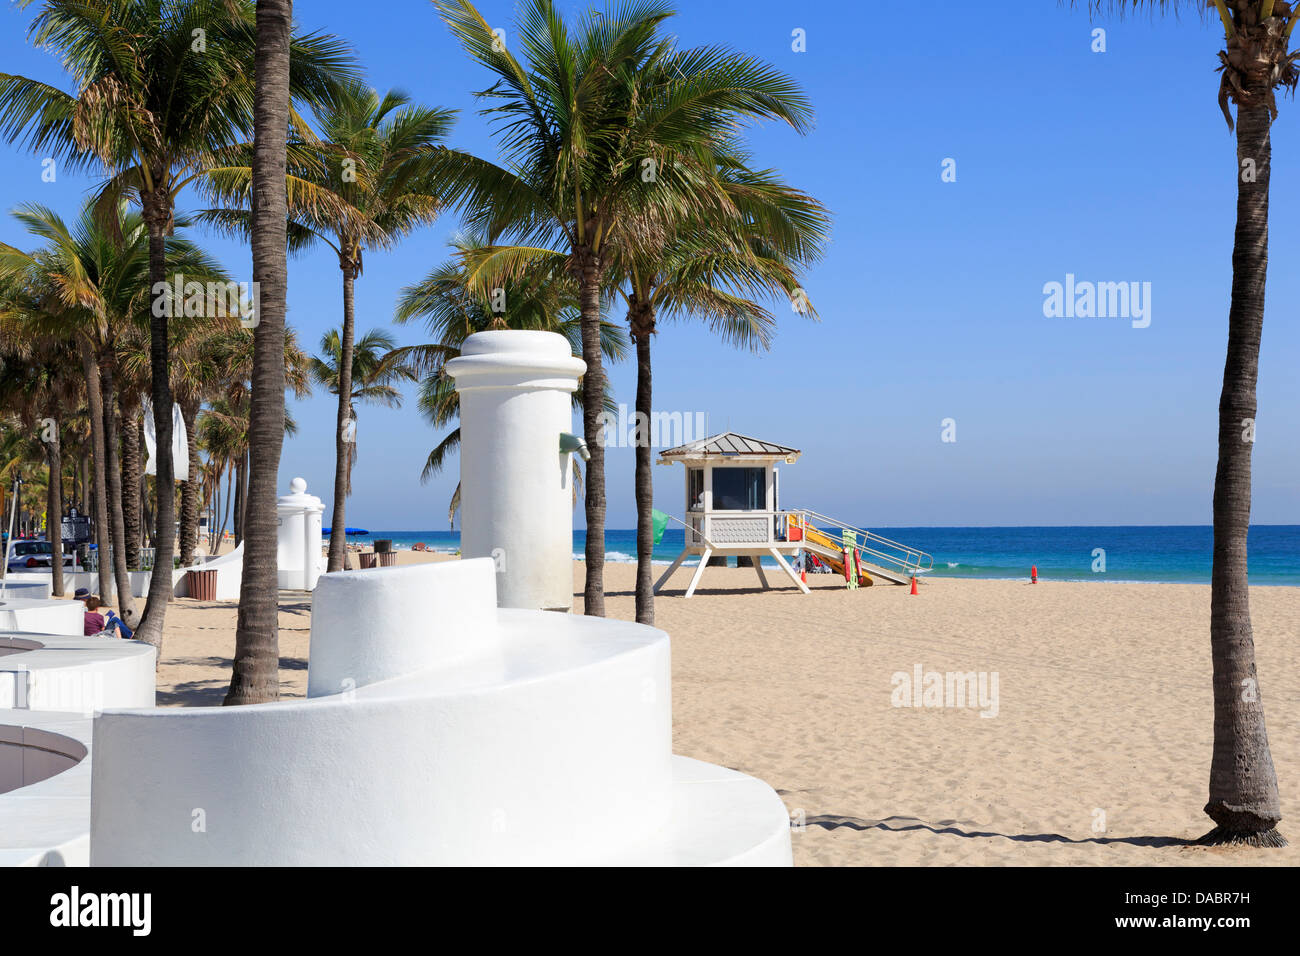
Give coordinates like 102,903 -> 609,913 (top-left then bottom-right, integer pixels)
687,468 -> 704,510
713,467 -> 765,511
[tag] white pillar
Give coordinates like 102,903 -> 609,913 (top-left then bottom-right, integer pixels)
276,477 -> 324,591
446,331 -> 586,611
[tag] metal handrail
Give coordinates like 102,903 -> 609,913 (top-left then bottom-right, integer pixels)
667,512 -> 720,550
84,546 -> 155,573
788,509 -> 933,574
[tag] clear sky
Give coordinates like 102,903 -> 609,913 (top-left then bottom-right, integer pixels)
2,0 -> 1297,529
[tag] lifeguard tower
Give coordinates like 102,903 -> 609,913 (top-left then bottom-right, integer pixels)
654,432 -> 933,597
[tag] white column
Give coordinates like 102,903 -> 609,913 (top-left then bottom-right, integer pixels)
276,477 -> 324,591
446,331 -> 586,611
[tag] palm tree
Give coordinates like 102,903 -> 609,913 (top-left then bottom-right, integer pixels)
309,328 -> 416,513
0,201 -> 226,614
0,0 -> 357,648
202,81 -> 453,572
391,234 -> 627,523
0,345 -> 78,596
1083,0 -> 1288,846
431,0 -> 814,615
610,154 -> 830,624
226,0 -> 295,707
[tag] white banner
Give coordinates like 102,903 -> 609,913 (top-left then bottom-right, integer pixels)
142,399 -> 189,483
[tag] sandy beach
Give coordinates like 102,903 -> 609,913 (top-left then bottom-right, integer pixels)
151,552 -> 1300,867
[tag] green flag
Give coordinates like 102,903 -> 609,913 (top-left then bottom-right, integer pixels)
651,509 -> 670,546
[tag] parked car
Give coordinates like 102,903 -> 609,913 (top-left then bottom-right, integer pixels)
4,539 -> 81,574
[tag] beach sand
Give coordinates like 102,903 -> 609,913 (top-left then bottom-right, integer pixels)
154,553 -> 1300,866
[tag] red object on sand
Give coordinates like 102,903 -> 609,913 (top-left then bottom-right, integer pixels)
1031,565 -> 1038,584
910,576 -> 918,595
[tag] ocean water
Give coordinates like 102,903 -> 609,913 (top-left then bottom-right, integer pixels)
338,525 -> 1300,585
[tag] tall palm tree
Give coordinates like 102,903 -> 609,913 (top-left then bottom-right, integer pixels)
309,328 -> 416,510
202,82 -> 452,571
431,0 -> 814,615
0,0 -> 357,648
0,201 -> 226,614
0,345 -> 78,596
226,0 -> 295,706
1083,0 -> 1289,845
391,234 -> 627,522
610,154 -> 830,624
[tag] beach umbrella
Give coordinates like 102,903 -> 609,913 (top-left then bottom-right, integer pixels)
322,527 -> 369,536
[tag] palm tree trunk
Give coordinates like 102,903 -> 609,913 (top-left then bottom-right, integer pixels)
133,183 -> 178,652
1203,103 -> 1285,846
577,248 -> 606,616
327,256 -> 358,572
79,340 -> 113,601
44,416 -> 64,598
100,354 -> 137,622
178,398 -> 202,567
631,301 -> 655,625
227,0 -> 292,705
120,396 -> 142,571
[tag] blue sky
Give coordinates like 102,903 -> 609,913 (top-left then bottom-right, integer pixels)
2,0 -> 1297,529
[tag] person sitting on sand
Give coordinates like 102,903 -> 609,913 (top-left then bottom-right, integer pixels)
81,594 -> 134,639
82,594 -> 106,636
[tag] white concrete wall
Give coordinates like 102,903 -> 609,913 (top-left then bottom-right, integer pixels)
172,544 -> 243,600
0,711 -> 94,866
0,579 -> 52,600
0,600 -> 83,636
447,331 -> 586,611
91,559 -> 677,864
4,569 -> 183,602
0,634 -> 157,713
306,558 -> 498,697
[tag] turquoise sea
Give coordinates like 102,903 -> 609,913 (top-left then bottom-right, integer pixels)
335,525 -> 1300,586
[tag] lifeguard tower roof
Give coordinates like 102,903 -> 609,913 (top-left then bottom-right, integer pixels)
658,432 -> 801,463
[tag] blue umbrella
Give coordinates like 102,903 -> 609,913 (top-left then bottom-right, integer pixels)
323,527 -> 369,536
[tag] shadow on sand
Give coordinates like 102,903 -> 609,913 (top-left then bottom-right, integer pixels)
155,654 -> 308,706
799,812 -> 1191,848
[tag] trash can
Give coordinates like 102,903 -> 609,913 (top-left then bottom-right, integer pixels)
359,553 -> 377,569
374,539 -> 392,554
377,552 -> 397,567
186,568 -> 218,601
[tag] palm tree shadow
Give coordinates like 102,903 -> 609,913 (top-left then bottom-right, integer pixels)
803,813 -> 1191,848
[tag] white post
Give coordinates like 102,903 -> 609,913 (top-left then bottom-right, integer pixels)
276,478 -> 324,591
446,330 -> 586,611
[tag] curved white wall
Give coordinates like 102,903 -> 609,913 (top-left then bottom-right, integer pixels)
0,579 -> 52,600
1,633 -> 156,714
92,602 -> 674,865
0,600 -> 83,637
306,558 -> 499,697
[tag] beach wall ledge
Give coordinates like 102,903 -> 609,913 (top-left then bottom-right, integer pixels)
88,559 -> 790,865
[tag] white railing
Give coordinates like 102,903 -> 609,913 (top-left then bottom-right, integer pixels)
788,509 -> 933,575
84,547 -> 156,573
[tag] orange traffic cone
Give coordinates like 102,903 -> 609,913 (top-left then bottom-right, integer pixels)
1031,565 -> 1038,584
801,568 -> 807,584
910,576 -> 918,595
